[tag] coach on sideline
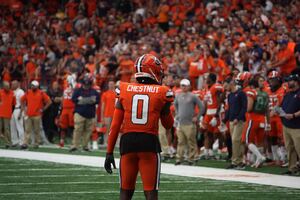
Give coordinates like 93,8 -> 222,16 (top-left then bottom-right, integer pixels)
280,71 -> 300,175
70,74 -> 99,152
223,77 -> 247,169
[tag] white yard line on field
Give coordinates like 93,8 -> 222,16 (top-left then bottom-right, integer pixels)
0,149 -> 300,189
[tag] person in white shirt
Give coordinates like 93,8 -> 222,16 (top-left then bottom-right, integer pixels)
10,80 -> 25,146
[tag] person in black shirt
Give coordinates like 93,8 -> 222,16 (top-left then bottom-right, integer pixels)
280,71 -> 300,175
42,81 -> 62,143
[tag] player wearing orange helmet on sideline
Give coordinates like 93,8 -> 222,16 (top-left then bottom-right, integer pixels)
104,54 -> 174,200
265,70 -> 287,164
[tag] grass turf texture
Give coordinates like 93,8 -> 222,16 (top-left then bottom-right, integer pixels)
0,157 -> 300,200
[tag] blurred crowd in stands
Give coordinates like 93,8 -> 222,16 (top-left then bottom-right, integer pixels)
0,0 -> 300,173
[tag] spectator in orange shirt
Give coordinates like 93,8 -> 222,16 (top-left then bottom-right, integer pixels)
85,55 -> 96,74
101,80 -> 116,146
270,40 -> 297,76
157,1 -> 170,31
20,81 -> 52,149
25,57 -> 37,82
117,53 -> 134,83
0,81 -> 16,148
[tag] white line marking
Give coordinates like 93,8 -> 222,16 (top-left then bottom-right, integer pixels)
1,149 -> 300,189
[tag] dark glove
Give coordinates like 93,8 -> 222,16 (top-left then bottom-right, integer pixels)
104,153 -> 116,174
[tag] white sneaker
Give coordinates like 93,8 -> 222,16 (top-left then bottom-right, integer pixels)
92,141 -> 98,150
253,156 -> 266,168
169,146 -> 176,158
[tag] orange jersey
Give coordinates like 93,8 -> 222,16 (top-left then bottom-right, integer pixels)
204,83 -> 223,114
265,86 -> 286,110
192,89 -> 206,101
21,89 -> 50,117
118,82 -> 173,135
0,89 -> 16,118
62,87 -> 75,109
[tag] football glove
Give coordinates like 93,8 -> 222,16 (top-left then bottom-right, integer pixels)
209,117 -> 217,127
104,153 -> 116,174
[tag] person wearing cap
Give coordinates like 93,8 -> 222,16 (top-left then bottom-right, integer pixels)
70,74 -> 100,152
269,39 -> 297,76
20,80 -> 52,149
174,78 -> 204,165
280,71 -> 300,175
0,81 -> 16,148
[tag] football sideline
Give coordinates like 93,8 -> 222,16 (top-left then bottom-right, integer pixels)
1,149 -> 299,189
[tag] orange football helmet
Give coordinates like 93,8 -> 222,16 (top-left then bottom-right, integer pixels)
235,71 -> 252,87
134,54 -> 164,84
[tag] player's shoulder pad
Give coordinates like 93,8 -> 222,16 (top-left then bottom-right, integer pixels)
115,81 -> 127,97
214,83 -> 224,90
246,90 -> 256,97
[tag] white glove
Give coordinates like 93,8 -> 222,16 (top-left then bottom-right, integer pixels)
265,123 -> 271,131
209,117 -> 217,127
218,122 -> 228,133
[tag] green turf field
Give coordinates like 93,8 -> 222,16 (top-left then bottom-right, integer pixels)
0,157 -> 300,200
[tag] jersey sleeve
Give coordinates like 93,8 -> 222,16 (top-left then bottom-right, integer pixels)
162,86 -> 174,103
246,90 -> 256,100
214,84 -> 224,93
42,91 -> 51,103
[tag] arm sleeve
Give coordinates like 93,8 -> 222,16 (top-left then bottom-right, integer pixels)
195,95 -> 205,117
43,92 -> 51,103
71,89 -> 79,104
223,109 -> 229,123
106,107 -> 124,154
174,96 -> 178,113
95,90 -> 100,104
237,92 -> 247,120
160,102 -> 174,129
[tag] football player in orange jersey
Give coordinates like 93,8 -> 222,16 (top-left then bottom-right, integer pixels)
201,73 -> 224,159
265,70 -> 287,164
58,74 -> 76,147
104,54 -> 174,200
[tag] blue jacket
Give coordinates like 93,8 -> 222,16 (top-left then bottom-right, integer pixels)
281,89 -> 300,129
224,89 -> 247,122
72,87 -> 100,119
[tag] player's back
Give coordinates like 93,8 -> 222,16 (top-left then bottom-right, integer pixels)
205,83 -> 223,113
118,82 -> 172,135
62,87 -> 75,109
